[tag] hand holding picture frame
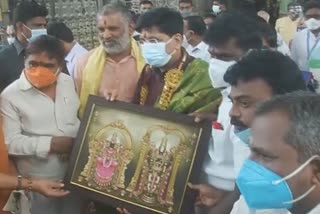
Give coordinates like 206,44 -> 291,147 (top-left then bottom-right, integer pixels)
65,95 -> 211,214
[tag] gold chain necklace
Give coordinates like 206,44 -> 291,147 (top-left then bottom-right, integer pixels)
157,52 -> 187,110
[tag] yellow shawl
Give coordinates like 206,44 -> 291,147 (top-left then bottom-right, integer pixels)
79,39 -> 145,117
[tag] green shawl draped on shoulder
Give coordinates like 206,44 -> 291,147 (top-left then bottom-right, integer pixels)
155,59 -> 221,114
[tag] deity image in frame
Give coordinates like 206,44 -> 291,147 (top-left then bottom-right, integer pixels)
78,120 -> 134,192
66,96 -> 211,214
126,126 -> 190,213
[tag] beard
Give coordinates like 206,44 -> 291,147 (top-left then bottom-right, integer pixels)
100,31 -> 130,55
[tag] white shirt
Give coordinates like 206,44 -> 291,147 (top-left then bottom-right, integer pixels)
201,86 -> 252,190
230,196 -> 290,214
186,41 -> 211,62
291,29 -> 320,71
277,33 -> 291,56
1,73 -> 80,180
202,88 -> 236,191
65,42 -> 88,78
309,204 -> 320,214
231,196 -> 320,214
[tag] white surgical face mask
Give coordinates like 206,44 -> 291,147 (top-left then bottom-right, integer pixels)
7,37 -> 15,45
305,18 -> 320,31
22,24 -> 47,42
182,35 -> 189,49
141,39 -> 174,67
208,58 -> 236,88
180,9 -> 193,18
212,5 -> 221,15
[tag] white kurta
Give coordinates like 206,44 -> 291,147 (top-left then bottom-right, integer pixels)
230,196 -> 290,214
1,72 -> 81,214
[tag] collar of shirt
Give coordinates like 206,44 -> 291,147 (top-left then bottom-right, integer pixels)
188,41 -> 208,53
308,29 -> 320,40
13,39 -> 25,56
65,42 -> 83,63
18,71 -> 68,91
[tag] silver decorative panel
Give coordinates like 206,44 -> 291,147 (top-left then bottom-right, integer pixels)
10,0 -> 191,48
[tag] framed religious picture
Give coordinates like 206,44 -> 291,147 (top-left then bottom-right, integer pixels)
65,95 -> 211,214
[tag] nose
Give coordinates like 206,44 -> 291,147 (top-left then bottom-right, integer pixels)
102,30 -> 112,40
229,103 -> 241,118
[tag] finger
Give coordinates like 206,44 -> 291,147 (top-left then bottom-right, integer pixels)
51,182 -> 65,189
110,89 -> 118,101
116,208 -> 124,214
48,190 -> 70,198
123,209 -> 131,214
195,200 -> 204,206
202,198 -> 217,207
188,183 -> 200,190
104,90 -> 111,100
194,117 -> 201,123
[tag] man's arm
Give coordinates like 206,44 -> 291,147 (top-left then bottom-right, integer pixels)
1,96 -> 74,157
1,96 -> 52,158
0,173 -> 69,197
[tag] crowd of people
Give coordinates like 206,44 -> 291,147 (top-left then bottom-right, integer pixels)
0,0 -> 320,214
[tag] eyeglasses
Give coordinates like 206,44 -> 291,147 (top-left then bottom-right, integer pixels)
139,38 -> 161,44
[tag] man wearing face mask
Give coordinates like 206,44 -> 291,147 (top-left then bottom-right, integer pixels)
212,0 -> 228,16
291,1 -> 320,73
184,16 -> 211,62
133,7 -> 221,114
0,1 -> 48,92
188,12 -> 262,214
193,50 -> 306,214
291,1 -> 320,92
236,91 -> 320,214
225,50 -> 306,214
116,8 -> 221,214
74,3 -> 145,118
179,0 -> 195,18
0,35 -> 81,214
275,2 -> 303,46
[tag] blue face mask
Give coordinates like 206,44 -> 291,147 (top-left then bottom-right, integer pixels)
235,128 -> 251,145
141,40 -> 174,67
23,24 -> 47,42
236,156 -> 318,210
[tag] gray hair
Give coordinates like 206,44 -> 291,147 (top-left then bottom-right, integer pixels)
97,2 -> 132,23
256,91 -> 320,162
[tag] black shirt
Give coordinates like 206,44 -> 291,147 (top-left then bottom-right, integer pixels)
0,39 -> 25,92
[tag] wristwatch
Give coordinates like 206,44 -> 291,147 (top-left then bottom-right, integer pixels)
16,175 -> 23,190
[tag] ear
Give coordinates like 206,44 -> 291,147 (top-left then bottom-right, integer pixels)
188,30 -> 195,37
310,159 -> 320,185
128,21 -> 135,36
15,22 -> 23,32
174,33 -> 183,44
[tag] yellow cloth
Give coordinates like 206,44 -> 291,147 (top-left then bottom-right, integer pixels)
275,16 -> 300,45
79,39 -> 145,117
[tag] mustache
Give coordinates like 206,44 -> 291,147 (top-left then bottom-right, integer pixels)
103,40 -> 119,46
230,117 -> 248,129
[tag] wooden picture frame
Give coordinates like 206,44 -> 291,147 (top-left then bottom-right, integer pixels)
66,95 -> 211,214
